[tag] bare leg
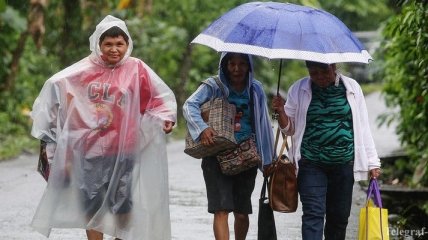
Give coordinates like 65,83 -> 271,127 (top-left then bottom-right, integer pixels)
113,213 -> 131,240
86,229 -> 103,240
233,212 -> 249,240
115,213 -> 131,229
214,211 -> 230,240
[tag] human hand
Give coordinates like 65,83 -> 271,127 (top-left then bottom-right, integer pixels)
200,127 -> 217,146
272,95 -> 286,113
263,163 -> 275,177
370,168 -> 381,179
163,120 -> 175,134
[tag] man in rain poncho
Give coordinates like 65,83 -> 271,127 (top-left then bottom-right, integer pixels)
30,15 -> 177,240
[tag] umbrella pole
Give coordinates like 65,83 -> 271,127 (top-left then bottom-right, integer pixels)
273,59 -> 283,120
276,59 -> 283,96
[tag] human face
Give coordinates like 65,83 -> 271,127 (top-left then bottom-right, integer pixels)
100,35 -> 128,65
308,64 -> 336,88
226,54 -> 250,86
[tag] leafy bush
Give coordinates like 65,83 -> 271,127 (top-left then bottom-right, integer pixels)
381,0 -> 428,187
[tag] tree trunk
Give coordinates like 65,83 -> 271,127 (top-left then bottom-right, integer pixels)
28,0 -> 48,49
1,0 -> 47,91
176,43 -> 194,121
60,0 -> 83,66
1,32 -> 28,92
134,0 -> 153,17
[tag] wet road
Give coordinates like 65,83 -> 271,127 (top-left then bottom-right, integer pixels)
0,138 -> 366,240
0,91 -> 399,239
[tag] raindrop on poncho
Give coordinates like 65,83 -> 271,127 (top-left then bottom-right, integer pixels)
30,15 -> 177,240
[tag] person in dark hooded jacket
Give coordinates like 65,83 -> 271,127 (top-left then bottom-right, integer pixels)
183,52 -> 274,240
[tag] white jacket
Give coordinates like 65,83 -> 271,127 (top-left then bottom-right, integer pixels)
282,74 -> 380,181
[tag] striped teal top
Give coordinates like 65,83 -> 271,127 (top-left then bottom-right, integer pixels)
301,81 -> 354,164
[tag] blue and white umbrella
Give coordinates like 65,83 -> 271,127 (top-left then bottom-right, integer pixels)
191,1 -> 372,64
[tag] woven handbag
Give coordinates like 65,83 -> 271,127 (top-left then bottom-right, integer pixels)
184,76 -> 237,159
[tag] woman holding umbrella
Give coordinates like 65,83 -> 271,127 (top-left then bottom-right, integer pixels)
183,52 -> 275,240
272,61 -> 382,240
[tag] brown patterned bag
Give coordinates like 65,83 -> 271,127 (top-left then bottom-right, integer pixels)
184,76 -> 237,159
37,140 -> 50,181
217,138 -> 261,175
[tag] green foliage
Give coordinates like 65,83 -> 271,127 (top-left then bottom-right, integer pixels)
288,0 -> 392,31
360,82 -> 384,95
0,5 -> 26,86
0,3 -> 32,159
381,0 -> 428,186
0,37 -> 61,159
321,0 -> 392,30
129,17 -> 188,86
0,0 -> 394,161
0,0 -> 5,12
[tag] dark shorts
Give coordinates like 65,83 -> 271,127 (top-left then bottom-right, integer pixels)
201,156 -> 258,214
80,155 -> 134,215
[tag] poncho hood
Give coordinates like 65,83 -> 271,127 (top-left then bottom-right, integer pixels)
89,15 -> 133,67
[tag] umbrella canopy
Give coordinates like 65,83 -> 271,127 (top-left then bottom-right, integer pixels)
191,1 -> 372,64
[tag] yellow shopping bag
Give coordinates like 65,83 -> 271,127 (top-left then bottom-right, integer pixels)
358,179 -> 390,240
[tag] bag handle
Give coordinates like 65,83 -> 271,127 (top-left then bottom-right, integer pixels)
273,127 -> 281,151
260,176 -> 269,199
278,136 -> 287,158
366,178 -> 383,208
364,178 -> 386,240
273,127 -> 289,163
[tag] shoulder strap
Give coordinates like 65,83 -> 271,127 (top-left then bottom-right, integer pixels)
201,76 -> 227,99
212,76 -> 227,98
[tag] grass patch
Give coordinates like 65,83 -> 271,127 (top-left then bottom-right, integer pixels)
0,134 -> 38,161
361,82 -> 384,95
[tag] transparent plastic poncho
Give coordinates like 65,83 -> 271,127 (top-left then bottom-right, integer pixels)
30,15 -> 177,240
